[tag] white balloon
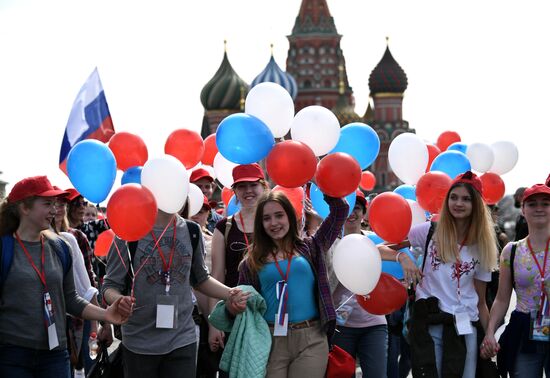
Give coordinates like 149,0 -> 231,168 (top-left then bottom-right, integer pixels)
489,141 -> 519,175
333,234 -> 382,295
245,82 -> 295,138
213,153 -> 238,188
407,199 -> 427,229
466,143 -> 494,173
142,155 -> 189,214
290,105 -> 340,156
388,133 -> 429,185
187,183 -> 204,217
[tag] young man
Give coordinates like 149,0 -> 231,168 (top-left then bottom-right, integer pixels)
190,168 -> 223,232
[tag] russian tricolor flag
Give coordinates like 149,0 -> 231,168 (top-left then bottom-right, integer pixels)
59,68 -> 115,174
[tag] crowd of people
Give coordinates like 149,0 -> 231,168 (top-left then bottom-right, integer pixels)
1,167 -> 549,378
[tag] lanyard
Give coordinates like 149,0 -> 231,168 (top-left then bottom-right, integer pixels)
15,233 -> 47,290
273,253 -> 293,323
527,237 -> 550,312
453,237 -> 468,301
238,212 -> 250,250
150,219 -> 177,273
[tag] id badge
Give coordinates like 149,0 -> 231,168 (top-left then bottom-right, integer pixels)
156,295 -> 178,329
43,292 -> 59,349
452,305 -> 473,335
530,310 -> 550,342
273,313 -> 288,336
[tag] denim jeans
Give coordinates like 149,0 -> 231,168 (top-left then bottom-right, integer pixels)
332,324 -> 388,377
512,342 -> 550,378
122,342 -> 197,378
428,324 -> 477,378
0,345 -> 71,378
387,330 -> 411,378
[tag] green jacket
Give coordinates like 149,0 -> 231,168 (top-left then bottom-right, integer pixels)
209,285 -> 271,378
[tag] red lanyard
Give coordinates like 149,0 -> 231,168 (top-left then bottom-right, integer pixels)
273,253 -> 293,283
15,233 -> 47,291
527,237 -> 550,310
272,252 -> 293,319
453,237 -> 468,300
238,212 -> 250,250
150,218 -> 177,273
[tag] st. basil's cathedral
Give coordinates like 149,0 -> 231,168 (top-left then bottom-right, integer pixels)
200,0 -> 413,192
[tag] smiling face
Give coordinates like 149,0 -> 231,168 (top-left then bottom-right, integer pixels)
523,194 -> 550,228
447,185 -> 473,220
194,178 -> 214,200
262,201 -> 290,241
345,203 -> 365,231
21,197 -> 58,232
233,181 -> 265,208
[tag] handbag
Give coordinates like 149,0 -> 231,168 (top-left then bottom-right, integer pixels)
327,345 -> 356,378
87,342 -> 124,378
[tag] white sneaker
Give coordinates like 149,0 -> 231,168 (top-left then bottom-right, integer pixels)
74,369 -> 85,378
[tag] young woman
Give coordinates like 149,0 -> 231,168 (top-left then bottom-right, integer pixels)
0,176 -> 128,377
380,171 -> 497,377
481,183 -> 550,377
328,190 -> 418,377
238,190 -> 349,377
208,163 -> 269,358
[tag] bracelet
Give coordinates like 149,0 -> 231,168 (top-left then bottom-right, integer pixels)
395,251 -> 403,263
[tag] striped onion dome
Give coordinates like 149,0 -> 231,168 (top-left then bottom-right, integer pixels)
368,41 -> 408,95
251,51 -> 298,100
200,45 -> 249,111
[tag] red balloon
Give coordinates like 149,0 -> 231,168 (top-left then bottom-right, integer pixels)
266,141 -> 317,188
201,134 -> 218,166
94,229 -> 115,257
359,171 -> 376,191
425,144 -> 441,172
165,129 -> 205,169
221,187 -> 233,207
368,192 -> 412,243
356,273 -> 408,315
416,171 -> 453,214
272,186 -> 304,219
108,132 -> 148,171
107,184 -> 158,241
480,172 -> 505,205
315,153 -> 362,198
436,131 -> 461,152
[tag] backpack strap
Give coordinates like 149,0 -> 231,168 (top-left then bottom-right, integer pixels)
0,235 -> 15,295
48,237 -> 72,277
185,220 -> 200,254
224,215 -> 233,249
422,221 -> 436,273
510,242 -> 518,290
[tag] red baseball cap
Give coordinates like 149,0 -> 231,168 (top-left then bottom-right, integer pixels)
7,176 -> 68,203
546,173 -> 550,187
64,188 -> 82,202
232,164 -> 264,186
355,189 -> 367,209
452,171 -> 483,195
190,168 -> 214,183
522,184 -> 550,203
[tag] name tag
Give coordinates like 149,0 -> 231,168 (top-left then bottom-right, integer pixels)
273,313 -> 288,336
47,324 -> 59,350
530,311 -> 550,342
454,310 -> 473,335
43,292 -> 59,349
156,295 -> 178,329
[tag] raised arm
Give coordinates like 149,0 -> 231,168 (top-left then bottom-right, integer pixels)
312,196 -> 349,253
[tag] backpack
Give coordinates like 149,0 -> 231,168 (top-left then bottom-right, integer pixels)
0,234 -> 72,297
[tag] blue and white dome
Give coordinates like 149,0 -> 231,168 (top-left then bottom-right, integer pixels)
251,54 -> 298,100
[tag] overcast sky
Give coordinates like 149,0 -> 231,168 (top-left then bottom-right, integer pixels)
1,0 -> 548,202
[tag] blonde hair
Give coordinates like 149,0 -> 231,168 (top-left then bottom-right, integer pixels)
434,183 -> 497,271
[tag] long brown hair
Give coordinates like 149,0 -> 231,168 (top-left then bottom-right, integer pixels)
245,191 -> 302,273
0,197 -> 37,236
434,183 -> 497,271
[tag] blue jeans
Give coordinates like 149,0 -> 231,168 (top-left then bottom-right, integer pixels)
512,342 -> 550,378
387,330 -> 411,378
333,324 -> 388,377
428,324 -> 477,378
0,345 -> 70,378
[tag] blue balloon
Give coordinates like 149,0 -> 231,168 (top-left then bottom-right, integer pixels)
365,232 -> 413,280
430,150 -> 471,179
393,184 -> 416,201
216,113 -> 275,164
67,140 -> 116,203
226,195 -> 241,216
121,166 -> 142,185
310,183 -> 355,219
329,123 -> 380,169
447,142 -> 468,154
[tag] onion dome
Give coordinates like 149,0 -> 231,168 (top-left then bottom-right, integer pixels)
363,98 -> 374,124
368,38 -> 408,95
200,41 -> 249,111
332,65 -> 361,126
251,45 -> 298,99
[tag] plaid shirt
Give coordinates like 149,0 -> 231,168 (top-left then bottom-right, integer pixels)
238,196 -> 349,341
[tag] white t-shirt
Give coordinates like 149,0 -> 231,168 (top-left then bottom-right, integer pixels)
409,222 -> 491,321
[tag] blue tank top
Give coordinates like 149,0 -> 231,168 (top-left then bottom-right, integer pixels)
258,255 -> 319,323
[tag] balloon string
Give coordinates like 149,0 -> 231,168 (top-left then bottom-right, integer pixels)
335,294 -> 355,312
